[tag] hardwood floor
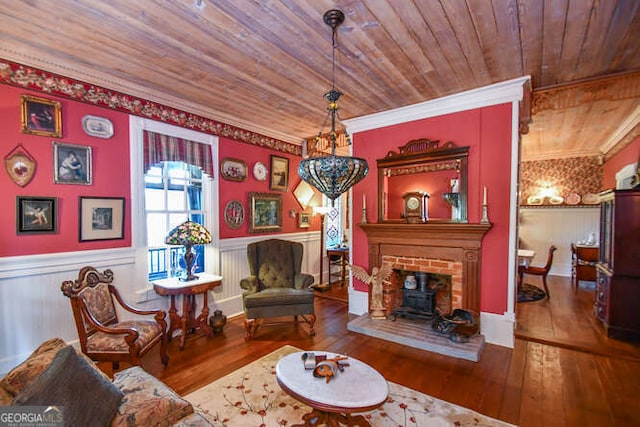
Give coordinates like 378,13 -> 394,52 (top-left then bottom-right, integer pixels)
108,276 -> 640,427
313,281 -> 349,302
516,275 -> 640,361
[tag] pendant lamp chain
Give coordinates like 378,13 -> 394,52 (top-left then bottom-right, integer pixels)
297,9 -> 369,202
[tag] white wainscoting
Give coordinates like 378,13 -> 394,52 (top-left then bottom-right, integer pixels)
0,248 -> 140,374
518,207 -> 600,276
207,231 -> 321,318
0,232 -> 320,374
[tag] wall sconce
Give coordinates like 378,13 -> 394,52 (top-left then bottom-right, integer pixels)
530,181 -> 563,205
538,184 -> 557,199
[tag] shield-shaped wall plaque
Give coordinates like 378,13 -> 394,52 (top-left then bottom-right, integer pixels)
4,145 -> 36,187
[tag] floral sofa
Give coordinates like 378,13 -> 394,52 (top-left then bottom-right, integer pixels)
0,338 -> 210,426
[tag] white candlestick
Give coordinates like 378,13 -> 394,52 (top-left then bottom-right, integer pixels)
363,194 -> 366,210
483,187 -> 487,205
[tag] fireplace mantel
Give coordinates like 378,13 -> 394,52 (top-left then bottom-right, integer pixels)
359,222 -> 491,313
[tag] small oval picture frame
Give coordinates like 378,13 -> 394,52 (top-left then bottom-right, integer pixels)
81,115 -> 114,139
224,200 -> 245,229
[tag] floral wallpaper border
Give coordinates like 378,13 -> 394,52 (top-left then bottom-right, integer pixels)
520,156 -> 602,206
0,59 -> 301,156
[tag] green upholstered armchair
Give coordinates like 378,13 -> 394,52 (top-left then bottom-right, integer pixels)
240,239 -> 316,340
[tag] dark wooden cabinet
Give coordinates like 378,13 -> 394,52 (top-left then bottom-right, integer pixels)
595,189 -> 640,340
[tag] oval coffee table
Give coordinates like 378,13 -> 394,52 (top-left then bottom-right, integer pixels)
276,351 -> 388,426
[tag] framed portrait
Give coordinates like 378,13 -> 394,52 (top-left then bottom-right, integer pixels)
249,192 -> 282,233
220,158 -> 247,182
53,142 -> 92,185
269,155 -> 289,191
298,212 -> 311,228
16,196 -> 57,234
20,94 -> 62,137
79,196 -> 125,241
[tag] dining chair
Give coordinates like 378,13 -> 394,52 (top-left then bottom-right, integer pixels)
571,243 -> 598,289
518,245 -> 557,299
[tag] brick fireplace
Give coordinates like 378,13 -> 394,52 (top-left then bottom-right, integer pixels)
384,255 -> 461,317
359,223 -> 491,316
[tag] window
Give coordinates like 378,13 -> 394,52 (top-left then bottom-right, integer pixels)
145,161 -> 207,280
130,117 -> 218,285
324,195 -> 343,249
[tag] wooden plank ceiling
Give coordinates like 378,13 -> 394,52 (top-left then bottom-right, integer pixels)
0,0 -> 639,161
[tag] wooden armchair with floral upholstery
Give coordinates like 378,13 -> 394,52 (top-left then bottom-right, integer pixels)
61,266 -> 169,370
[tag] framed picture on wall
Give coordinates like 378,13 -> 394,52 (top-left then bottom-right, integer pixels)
249,192 -> 282,233
298,212 -> 311,228
220,158 -> 247,182
20,94 -> 62,137
269,155 -> 289,191
16,196 -> 58,234
79,196 -> 125,241
53,142 -> 92,185
224,200 -> 245,229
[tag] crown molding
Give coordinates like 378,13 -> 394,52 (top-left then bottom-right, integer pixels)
343,76 -> 531,134
0,50 -> 302,152
600,104 -> 640,158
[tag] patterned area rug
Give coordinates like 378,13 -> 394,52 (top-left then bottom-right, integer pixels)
185,345 -> 515,426
517,283 -> 546,303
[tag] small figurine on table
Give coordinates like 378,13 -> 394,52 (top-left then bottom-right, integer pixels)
312,356 -> 349,383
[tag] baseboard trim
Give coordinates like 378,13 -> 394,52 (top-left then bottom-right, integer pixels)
481,312 -> 515,348
348,289 -> 368,315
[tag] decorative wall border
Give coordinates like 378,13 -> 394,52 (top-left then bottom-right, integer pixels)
532,71 -> 640,114
0,59 -> 301,156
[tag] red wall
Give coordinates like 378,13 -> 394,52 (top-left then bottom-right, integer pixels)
218,138 -> 320,238
602,135 -> 640,190
0,84 -> 131,256
351,104 -> 513,315
1,82 -> 317,257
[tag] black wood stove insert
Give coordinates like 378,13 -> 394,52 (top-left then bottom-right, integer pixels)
391,288 -> 437,321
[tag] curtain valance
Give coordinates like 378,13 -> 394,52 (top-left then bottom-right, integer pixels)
143,130 -> 213,177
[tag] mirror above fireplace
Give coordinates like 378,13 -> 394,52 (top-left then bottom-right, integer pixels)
377,139 -> 469,223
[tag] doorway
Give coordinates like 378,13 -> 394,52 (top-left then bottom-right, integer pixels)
516,207 -> 640,360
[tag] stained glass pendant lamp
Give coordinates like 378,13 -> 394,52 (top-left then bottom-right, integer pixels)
164,220 -> 212,281
298,9 -> 368,202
